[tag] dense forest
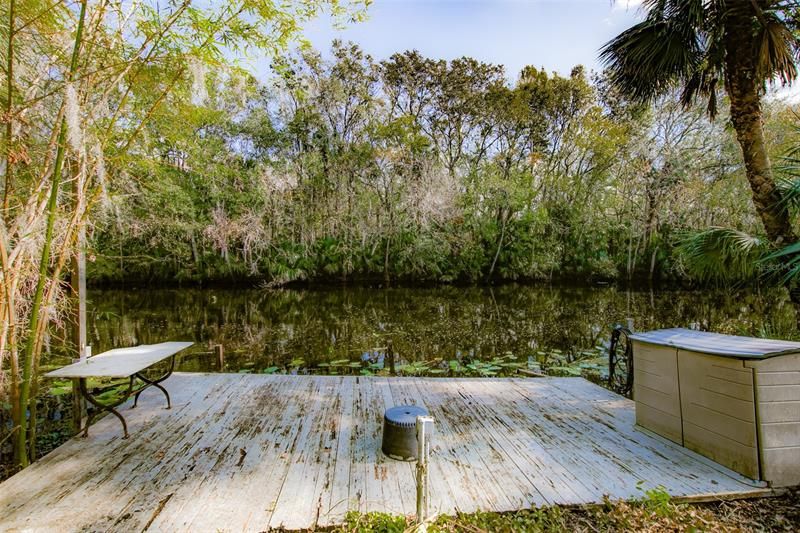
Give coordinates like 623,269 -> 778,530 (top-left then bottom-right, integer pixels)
88,41 -> 797,286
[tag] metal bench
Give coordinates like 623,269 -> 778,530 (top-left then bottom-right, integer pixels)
45,341 -> 193,438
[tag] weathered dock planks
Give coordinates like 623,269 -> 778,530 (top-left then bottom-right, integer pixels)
0,374 -> 771,531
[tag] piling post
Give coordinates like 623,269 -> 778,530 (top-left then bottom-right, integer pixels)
387,339 -> 396,375
71,345 -> 89,434
214,344 -> 225,372
416,415 -> 434,524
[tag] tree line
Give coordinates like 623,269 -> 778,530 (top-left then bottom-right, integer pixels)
89,40 -> 795,286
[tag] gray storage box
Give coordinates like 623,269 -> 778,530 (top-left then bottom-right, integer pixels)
630,328 -> 800,487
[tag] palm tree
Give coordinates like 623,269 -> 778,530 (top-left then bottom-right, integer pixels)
601,1 -> 799,251
676,125 -> 800,288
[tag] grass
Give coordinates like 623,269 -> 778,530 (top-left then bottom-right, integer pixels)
326,487 -> 800,533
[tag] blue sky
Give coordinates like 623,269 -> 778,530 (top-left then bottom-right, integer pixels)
246,0 -> 645,80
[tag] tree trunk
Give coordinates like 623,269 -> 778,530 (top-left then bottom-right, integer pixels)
649,246 -> 658,283
725,6 -> 800,315
383,235 -> 391,286
487,208 -> 508,283
724,12 -> 796,248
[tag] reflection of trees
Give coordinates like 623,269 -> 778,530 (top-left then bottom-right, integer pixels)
75,286 -> 796,372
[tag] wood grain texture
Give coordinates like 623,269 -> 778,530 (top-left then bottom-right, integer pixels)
0,374 -> 770,531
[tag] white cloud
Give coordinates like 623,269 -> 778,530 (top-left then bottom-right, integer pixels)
612,0 -> 644,11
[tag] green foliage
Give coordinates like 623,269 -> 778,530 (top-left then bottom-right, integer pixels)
331,488 -> 766,532
47,382 -> 73,397
761,240 -> 800,286
87,41 -> 783,287
235,345 -> 608,380
430,506 -> 571,532
637,484 -> 673,519
339,511 -> 407,533
677,227 -> 769,284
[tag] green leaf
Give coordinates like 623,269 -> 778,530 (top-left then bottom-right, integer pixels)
49,386 -> 73,396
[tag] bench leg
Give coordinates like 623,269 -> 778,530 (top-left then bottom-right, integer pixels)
79,377 -> 132,439
131,354 -> 174,409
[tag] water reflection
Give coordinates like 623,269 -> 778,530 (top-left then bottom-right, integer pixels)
42,285 -> 797,374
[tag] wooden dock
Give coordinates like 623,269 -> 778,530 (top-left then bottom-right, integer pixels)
0,374 -> 770,531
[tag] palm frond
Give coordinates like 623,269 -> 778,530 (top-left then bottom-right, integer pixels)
763,241 -> 800,260
756,15 -> 798,85
677,227 -> 769,283
774,124 -> 800,208
762,241 -> 800,284
640,0 -> 706,24
680,68 -> 720,117
777,176 -> 800,209
600,17 -> 703,102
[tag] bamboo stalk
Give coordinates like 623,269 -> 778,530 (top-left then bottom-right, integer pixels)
3,0 -> 16,219
14,0 -> 88,469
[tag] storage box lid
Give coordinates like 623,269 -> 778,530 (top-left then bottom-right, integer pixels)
629,328 -> 800,359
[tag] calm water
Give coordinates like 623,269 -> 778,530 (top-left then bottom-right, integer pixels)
41,284 -> 798,377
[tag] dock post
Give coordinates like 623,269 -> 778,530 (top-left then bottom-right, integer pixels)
388,339 -> 396,375
416,415 -> 434,524
71,345 -> 90,434
214,344 -> 225,371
